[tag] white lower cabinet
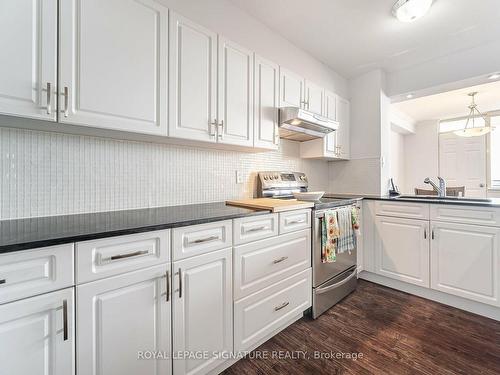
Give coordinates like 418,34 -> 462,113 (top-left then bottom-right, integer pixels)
234,268 -> 311,352
430,221 -> 500,306
77,264 -> 171,375
0,287 -> 74,375
173,248 -> 233,375
374,216 -> 430,287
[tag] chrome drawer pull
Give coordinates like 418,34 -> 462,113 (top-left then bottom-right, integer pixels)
161,270 -> 170,302
0,279 -> 6,285
176,268 -> 182,298
61,86 -> 69,117
274,301 -> 290,311
190,235 -> 220,244
273,256 -> 288,264
287,219 -> 305,225
56,300 -> 69,341
245,226 -> 269,233
45,82 -> 52,114
102,250 -> 149,262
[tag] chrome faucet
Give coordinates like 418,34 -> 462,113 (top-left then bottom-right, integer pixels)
424,177 -> 447,197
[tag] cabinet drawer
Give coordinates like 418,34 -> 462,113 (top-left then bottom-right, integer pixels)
375,201 -> 429,220
279,209 -> 311,234
234,268 -> 311,352
76,230 -> 170,284
172,220 -> 232,261
233,214 -> 278,245
431,204 -> 500,227
0,244 -> 74,304
234,229 -> 311,299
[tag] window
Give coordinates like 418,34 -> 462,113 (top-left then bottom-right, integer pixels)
491,116 -> 500,188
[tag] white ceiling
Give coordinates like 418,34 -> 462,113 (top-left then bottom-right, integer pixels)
228,0 -> 500,78
392,80 -> 500,122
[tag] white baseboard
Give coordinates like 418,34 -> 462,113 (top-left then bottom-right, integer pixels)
359,271 -> 500,321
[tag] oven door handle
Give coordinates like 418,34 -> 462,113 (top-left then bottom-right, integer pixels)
315,268 -> 357,295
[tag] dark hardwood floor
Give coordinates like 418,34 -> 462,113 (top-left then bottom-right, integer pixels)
223,280 -> 500,375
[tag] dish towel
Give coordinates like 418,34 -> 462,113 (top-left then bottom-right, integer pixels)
321,210 -> 340,263
337,207 -> 355,255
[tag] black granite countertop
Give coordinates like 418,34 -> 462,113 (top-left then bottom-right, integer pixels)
0,202 -> 270,254
325,193 -> 500,207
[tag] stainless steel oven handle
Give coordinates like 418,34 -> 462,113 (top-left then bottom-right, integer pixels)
315,269 -> 357,295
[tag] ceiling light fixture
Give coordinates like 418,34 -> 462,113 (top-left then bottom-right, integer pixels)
488,73 -> 500,80
454,92 -> 491,137
406,93 -> 414,99
392,0 -> 433,22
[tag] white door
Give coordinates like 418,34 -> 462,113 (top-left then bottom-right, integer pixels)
59,0 -> 168,135
279,68 -> 304,108
173,248 -> 232,375
253,55 -> 279,149
430,221 -> 500,306
0,0 -> 57,121
324,90 -> 337,156
304,80 -> 324,115
77,264 -> 171,375
0,288 -> 74,375
375,216 -> 430,287
336,96 -> 350,159
169,12 -> 217,142
218,37 -> 253,146
439,133 -> 487,197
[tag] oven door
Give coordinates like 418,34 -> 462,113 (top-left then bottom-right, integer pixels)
312,207 -> 357,287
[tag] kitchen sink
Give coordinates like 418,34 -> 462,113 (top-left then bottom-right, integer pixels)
396,195 -> 492,203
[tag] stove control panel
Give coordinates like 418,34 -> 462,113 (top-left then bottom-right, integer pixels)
257,171 -> 309,197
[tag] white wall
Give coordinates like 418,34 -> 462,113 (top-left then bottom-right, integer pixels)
403,120 -> 440,194
0,0 -> 348,220
389,130 -> 406,193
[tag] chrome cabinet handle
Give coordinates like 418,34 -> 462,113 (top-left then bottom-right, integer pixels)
218,120 -> 224,139
274,301 -> 289,311
45,82 -> 52,114
424,229 -> 427,239
273,256 -> 288,264
245,226 -> 269,233
479,183 -> 485,188
0,279 -> 6,285
101,250 -> 149,262
209,119 -> 217,137
431,229 -> 435,240
61,86 -> 69,117
164,270 -> 170,302
62,299 -> 68,341
176,268 -> 182,298
189,235 -> 220,244
287,219 -> 305,225
274,125 -> 279,145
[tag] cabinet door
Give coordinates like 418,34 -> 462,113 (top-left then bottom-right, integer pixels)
431,222 -> 500,306
173,248 -> 232,375
0,288 -> 74,375
324,91 -> 338,156
336,96 -> 350,159
254,55 -> 279,149
304,80 -> 324,115
169,12 -> 217,142
0,0 -> 57,121
218,37 -> 254,146
279,68 -> 304,108
59,0 -> 168,135
77,264 -> 171,375
375,216 -> 430,287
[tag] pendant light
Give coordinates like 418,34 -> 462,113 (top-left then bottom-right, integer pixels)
392,0 -> 433,22
454,92 -> 491,137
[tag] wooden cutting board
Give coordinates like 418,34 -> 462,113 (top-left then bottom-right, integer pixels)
226,198 -> 314,212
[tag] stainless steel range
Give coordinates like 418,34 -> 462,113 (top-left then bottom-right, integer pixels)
257,171 -> 359,319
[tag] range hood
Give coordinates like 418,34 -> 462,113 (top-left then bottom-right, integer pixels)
279,107 -> 339,142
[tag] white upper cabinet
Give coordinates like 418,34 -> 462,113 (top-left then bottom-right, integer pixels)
336,95 -> 351,159
173,248 -> 233,375
279,68 -> 305,108
59,0 -> 168,135
0,0 -> 57,121
324,90 -> 338,156
169,12 -> 218,142
217,37 -> 254,146
253,55 -> 280,149
0,288 -> 74,375
77,264 -> 171,375
304,80 -> 324,115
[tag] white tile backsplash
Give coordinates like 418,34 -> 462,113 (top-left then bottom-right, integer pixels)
0,127 -> 329,219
